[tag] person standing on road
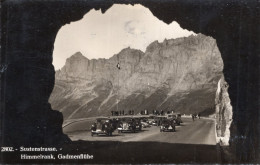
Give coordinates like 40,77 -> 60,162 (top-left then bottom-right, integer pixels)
198,113 -> 201,119
192,114 -> 195,121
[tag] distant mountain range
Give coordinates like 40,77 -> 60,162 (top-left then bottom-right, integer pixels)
49,34 -> 223,120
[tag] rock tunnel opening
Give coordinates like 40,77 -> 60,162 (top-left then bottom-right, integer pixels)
49,4 -> 233,145
3,1 -> 258,162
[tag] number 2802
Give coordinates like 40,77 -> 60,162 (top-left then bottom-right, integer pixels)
1,147 -> 14,152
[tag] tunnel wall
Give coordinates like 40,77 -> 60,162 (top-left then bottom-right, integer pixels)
1,0 -> 259,163
215,76 -> 233,146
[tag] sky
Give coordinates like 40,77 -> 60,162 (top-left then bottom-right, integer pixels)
53,4 -> 196,69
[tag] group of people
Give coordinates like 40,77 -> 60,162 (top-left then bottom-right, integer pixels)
111,110 -> 135,116
152,110 -> 175,115
192,113 -> 201,121
111,109 -> 178,116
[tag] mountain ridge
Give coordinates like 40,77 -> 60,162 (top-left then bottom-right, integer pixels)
50,34 -> 223,120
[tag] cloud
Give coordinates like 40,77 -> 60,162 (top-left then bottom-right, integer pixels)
124,20 -> 145,35
53,4 -> 196,69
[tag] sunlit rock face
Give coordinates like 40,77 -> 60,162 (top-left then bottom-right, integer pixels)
49,34 -> 224,119
215,76 -> 233,145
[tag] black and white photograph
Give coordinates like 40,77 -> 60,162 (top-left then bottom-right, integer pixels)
1,0 -> 259,164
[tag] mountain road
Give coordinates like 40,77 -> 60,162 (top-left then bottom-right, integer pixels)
65,118 -> 216,145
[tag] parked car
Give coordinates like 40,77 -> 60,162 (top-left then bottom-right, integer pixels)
172,114 -> 182,125
141,121 -> 150,128
147,119 -> 155,125
91,118 -> 114,136
177,113 -> 183,123
117,118 -> 136,133
151,120 -> 158,126
160,119 -> 176,132
154,116 -> 167,126
134,118 -> 142,131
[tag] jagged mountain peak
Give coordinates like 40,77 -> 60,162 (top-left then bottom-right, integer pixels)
117,47 -> 144,56
69,52 -> 88,60
145,40 -> 160,52
145,34 -> 211,52
108,47 -> 145,62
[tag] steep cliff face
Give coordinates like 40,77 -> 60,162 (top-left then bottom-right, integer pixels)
49,34 -> 223,120
215,76 -> 233,145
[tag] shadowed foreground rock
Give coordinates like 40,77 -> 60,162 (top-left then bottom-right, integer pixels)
1,0 -> 259,163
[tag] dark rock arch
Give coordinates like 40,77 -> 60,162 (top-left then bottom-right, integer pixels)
1,0 -> 259,163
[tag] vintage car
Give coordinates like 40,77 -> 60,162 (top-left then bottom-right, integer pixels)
151,120 -> 158,126
145,115 -> 157,125
154,116 -> 167,126
141,121 -> 150,128
146,119 -> 155,125
172,114 -> 183,125
140,118 -> 151,128
177,113 -> 183,123
134,118 -> 142,131
160,119 -> 176,132
117,118 -> 136,133
91,118 -> 114,136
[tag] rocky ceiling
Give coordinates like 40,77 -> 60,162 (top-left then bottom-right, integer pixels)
1,0 -> 259,163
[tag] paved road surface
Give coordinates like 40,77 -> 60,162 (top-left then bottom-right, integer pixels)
65,118 -> 216,145
4,118 -> 220,164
